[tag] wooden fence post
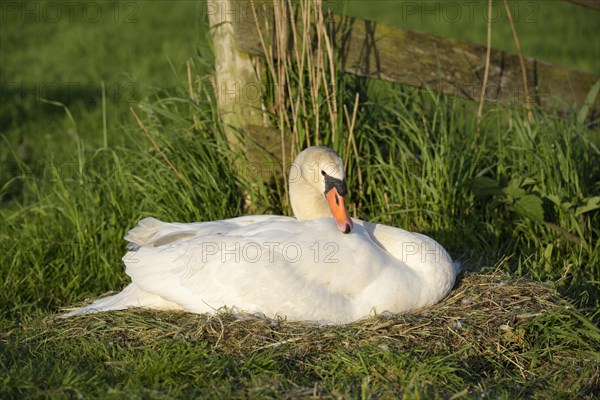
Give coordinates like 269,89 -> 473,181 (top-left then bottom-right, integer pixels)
207,0 -> 284,179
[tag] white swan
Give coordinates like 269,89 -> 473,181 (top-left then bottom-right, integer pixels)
63,146 -> 459,324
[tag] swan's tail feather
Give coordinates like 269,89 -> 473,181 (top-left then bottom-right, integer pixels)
124,217 -> 165,248
124,217 -> 198,249
59,284 -> 183,318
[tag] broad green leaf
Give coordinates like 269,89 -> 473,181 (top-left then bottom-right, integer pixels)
545,194 -> 562,207
576,196 -> 600,216
577,79 -> 600,125
544,244 -> 554,273
514,195 -> 544,222
562,202 -> 575,211
471,176 -> 501,198
503,185 -> 526,200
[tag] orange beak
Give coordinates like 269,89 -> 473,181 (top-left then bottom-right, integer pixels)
326,187 -> 353,234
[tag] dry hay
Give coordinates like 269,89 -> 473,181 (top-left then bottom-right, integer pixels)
51,269 -> 565,368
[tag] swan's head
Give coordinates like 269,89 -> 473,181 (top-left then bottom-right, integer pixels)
289,146 -> 353,234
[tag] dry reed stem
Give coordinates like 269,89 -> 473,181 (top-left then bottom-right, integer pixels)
477,0 -> 494,127
250,1 -> 277,92
187,60 -> 202,131
317,5 -> 337,144
503,0 -> 534,124
343,93 -> 358,171
186,60 -> 195,102
249,0 -> 358,174
129,107 -> 185,182
274,2 -> 288,199
343,92 -> 362,213
288,0 -> 308,153
258,0 -> 344,158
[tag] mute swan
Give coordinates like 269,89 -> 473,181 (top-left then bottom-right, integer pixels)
63,146 -> 459,324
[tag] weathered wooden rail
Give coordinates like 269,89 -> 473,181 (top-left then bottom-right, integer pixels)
208,0 -> 600,168
233,1 -> 599,117
565,0 -> 600,10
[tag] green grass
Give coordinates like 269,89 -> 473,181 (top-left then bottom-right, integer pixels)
1,0 -> 600,398
1,0 -> 209,163
2,273 -> 599,398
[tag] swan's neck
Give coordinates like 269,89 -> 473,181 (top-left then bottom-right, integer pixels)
289,176 -> 330,220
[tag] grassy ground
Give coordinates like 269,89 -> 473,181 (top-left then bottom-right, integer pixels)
1,0 -> 599,398
3,272 -> 598,398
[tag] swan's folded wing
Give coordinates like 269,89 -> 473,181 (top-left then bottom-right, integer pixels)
121,218 -> 386,322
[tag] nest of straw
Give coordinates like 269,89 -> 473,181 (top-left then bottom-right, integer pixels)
56,270 -> 562,360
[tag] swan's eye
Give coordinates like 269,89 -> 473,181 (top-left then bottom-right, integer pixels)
321,170 -> 326,176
